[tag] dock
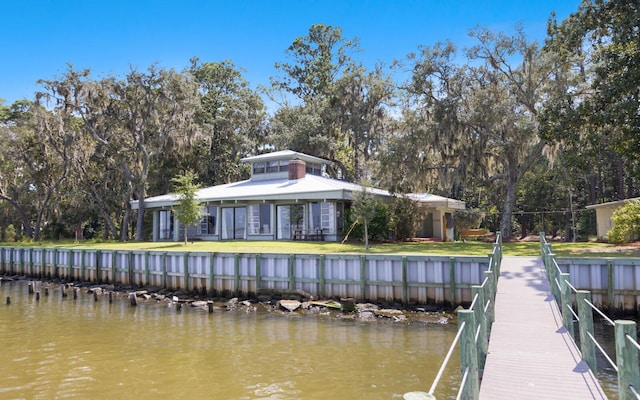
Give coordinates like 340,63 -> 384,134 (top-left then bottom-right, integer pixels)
479,256 -> 608,399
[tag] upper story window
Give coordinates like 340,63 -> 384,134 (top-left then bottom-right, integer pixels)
305,163 -> 322,176
253,162 -> 265,174
253,160 -> 290,175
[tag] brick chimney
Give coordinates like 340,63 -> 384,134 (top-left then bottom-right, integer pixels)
288,159 -> 306,180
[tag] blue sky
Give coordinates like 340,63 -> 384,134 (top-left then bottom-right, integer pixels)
2,0 -> 581,105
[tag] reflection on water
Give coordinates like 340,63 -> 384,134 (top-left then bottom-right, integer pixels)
0,281 -> 460,399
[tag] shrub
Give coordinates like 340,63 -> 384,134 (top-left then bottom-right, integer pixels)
390,196 -> 422,241
607,200 -> 640,244
5,224 -> 16,242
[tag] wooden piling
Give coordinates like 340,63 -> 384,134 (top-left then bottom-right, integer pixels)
61,284 -> 67,297
73,287 -> 78,300
176,302 -> 182,312
28,282 -> 34,294
108,291 -> 113,304
93,290 -> 98,302
129,292 -> 137,306
6,296 -> 10,305
44,287 -> 49,296
35,291 -> 40,301
207,301 -> 214,313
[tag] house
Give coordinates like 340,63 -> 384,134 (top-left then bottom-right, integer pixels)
586,197 -> 640,240
132,150 -> 465,242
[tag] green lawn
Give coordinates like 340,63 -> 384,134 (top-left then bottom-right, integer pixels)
2,239 -> 638,258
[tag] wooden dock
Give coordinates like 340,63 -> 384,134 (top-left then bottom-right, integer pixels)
479,256 -> 608,399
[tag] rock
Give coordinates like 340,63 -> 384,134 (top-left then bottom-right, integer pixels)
358,310 -> 377,321
191,301 -> 208,308
356,303 -> 379,312
374,309 -> 404,318
240,300 -> 252,307
279,299 -> 302,312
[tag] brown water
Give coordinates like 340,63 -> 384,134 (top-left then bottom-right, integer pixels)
0,281 -> 461,399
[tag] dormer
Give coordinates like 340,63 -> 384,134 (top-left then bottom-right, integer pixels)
241,150 -> 330,181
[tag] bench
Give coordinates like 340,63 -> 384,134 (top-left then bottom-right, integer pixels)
460,229 -> 487,240
293,229 -> 325,241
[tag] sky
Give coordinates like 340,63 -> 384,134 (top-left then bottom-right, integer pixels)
1,0 -> 582,106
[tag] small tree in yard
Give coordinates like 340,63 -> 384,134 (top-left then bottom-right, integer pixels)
351,187 -> 378,250
607,200 -> 640,244
171,171 -> 202,245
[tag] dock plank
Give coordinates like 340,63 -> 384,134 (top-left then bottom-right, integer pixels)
479,256 -> 607,400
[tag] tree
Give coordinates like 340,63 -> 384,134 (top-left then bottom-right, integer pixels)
542,0 -> 640,203
547,0 -> 640,160
187,58 -> 266,186
392,27 -> 563,238
350,186 -> 378,250
0,101 -> 71,240
171,171 -> 202,245
38,65 -> 201,241
269,24 -> 394,181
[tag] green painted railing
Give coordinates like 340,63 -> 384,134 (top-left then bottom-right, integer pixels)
404,233 -> 502,400
541,234 -> 640,400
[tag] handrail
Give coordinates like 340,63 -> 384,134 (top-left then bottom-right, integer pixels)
427,321 -> 467,395
405,232 -> 502,400
540,233 -> 640,400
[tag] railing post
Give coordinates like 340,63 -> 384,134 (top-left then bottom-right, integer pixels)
472,285 -> 488,371
576,290 -> 596,370
483,270 -> 495,329
615,320 -> 640,400
458,310 -> 479,400
560,272 -> 574,338
548,253 -> 559,302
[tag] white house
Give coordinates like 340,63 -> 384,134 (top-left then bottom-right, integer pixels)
132,150 -> 465,242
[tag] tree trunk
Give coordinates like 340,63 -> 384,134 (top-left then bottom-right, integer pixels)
364,218 -> 369,250
500,175 -> 518,239
135,195 -> 145,241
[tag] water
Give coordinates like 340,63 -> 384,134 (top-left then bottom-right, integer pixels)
0,281 -> 460,399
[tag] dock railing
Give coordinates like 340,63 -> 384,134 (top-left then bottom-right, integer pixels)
540,233 -> 640,400
404,233 -> 502,400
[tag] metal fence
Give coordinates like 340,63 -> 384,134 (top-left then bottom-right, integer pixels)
0,246 -> 490,305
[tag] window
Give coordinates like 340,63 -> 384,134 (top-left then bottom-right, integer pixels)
308,201 -> 335,233
199,206 -> 217,235
253,162 -> 265,174
279,160 -> 289,172
221,207 -> 246,239
247,204 -> 272,234
277,204 -> 304,239
266,161 -> 279,173
159,210 -> 173,240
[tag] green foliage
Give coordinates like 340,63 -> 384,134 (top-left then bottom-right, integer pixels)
607,200 -> 640,244
171,171 -> 203,244
5,224 -> 16,242
389,196 -> 421,241
453,209 -> 485,238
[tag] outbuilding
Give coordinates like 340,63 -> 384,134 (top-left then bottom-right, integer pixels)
132,150 -> 465,242
586,197 -> 640,240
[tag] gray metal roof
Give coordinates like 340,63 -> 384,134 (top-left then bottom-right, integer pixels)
132,174 -> 465,211
240,150 -> 330,165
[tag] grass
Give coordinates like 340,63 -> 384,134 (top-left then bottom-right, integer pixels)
2,238 -> 638,258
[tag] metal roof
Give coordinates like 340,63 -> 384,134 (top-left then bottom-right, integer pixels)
240,150 -> 330,165
132,174 -> 465,210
